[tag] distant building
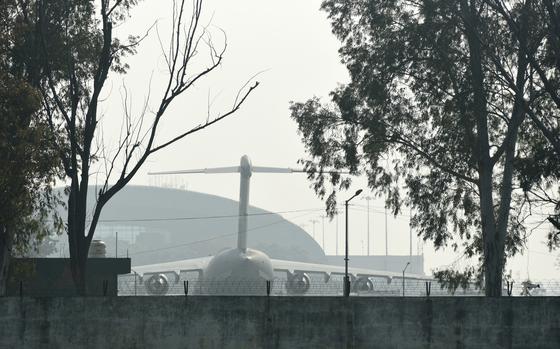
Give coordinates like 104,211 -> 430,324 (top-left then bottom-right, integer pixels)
55,186 -> 327,266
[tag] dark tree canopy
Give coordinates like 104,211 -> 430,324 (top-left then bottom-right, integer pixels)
0,0 -> 63,294
500,0 -> 560,249
291,0 -> 560,296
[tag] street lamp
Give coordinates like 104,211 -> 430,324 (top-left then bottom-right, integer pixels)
402,262 -> 410,297
344,189 -> 363,297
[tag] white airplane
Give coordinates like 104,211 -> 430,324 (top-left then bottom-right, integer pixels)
132,155 -> 431,295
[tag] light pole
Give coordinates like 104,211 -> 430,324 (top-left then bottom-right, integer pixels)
309,219 -> 318,240
402,262 -> 410,297
409,207 -> 412,256
384,205 -> 388,271
364,196 -> 372,256
335,210 -> 339,255
321,215 -> 326,251
344,189 -> 363,297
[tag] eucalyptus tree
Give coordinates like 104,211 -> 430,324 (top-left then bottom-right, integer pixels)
488,1 -> 560,248
32,0 -> 257,294
0,0 -> 62,295
290,0 -> 554,296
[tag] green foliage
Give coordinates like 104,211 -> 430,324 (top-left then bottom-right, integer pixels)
292,0 -> 491,247
504,0 -> 560,249
0,0 -> 63,258
291,0 -> 559,293
433,267 -> 483,294
546,217 -> 560,250
0,77 -> 62,255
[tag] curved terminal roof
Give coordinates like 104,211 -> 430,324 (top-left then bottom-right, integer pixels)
75,186 -> 326,266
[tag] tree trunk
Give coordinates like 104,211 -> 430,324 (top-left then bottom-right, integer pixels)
68,229 -> 93,295
488,1 -> 529,297
67,183 -> 92,296
68,225 -> 93,295
0,227 -> 12,296
461,0 -> 503,296
70,240 -> 90,296
479,162 -> 503,296
67,175 -> 100,296
479,176 -> 502,297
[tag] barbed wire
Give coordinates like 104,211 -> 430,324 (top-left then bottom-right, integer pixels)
117,274 -> 560,297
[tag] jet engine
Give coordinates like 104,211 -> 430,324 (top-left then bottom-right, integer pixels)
286,272 -> 311,294
145,273 -> 170,295
353,276 -> 374,293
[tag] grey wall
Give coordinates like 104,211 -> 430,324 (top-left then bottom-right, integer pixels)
1,296 -> 559,349
6,258 -> 130,297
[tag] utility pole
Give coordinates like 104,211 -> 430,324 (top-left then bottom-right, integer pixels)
336,210 -> 339,255
409,207 -> 412,256
385,206 -> 388,256
384,159 -> 389,258
309,219 -> 318,240
321,215 -> 326,252
344,189 -> 363,297
365,196 -> 372,255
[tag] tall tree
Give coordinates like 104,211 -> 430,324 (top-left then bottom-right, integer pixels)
0,0 -> 62,295
33,0 -> 257,294
290,0 -> 552,296
489,0 -> 560,248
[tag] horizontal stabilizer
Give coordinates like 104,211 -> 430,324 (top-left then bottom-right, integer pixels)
252,166 -> 299,173
148,166 -> 240,175
252,167 -> 349,174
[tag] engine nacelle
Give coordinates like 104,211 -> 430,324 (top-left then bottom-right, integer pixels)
286,272 -> 311,294
353,276 -> 374,293
145,273 -> 170,295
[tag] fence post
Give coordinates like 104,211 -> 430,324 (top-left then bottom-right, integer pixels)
425,281 -> 431,297
266,280 -> 271,296
102,280 -> 108,296
184,281 -> 189,296
507,281 -> 513,296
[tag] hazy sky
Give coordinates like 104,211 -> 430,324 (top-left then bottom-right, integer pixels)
94,0 -> 558,280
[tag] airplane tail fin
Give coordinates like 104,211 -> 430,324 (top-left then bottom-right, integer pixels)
148,156 -> 349,254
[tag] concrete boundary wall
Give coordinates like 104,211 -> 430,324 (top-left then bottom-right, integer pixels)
0,297 -> 559,348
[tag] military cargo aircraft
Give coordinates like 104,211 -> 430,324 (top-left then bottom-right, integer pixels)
132,155 -> 431,295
